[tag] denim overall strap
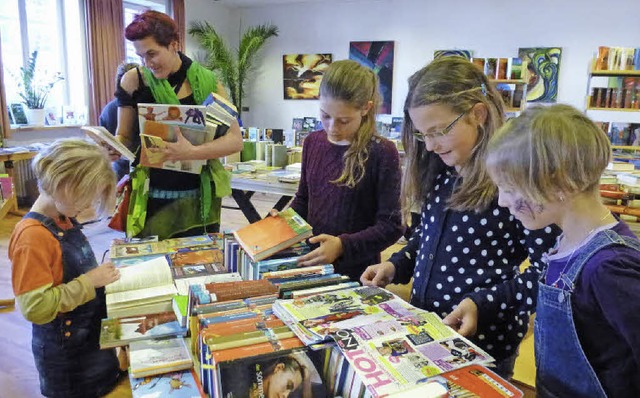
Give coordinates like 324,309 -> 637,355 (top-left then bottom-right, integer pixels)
534,229 -> 639,398
23,212 -> 119,398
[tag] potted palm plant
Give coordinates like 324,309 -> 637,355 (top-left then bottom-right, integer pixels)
17,50 -> 64,125
189,22 -> 278,119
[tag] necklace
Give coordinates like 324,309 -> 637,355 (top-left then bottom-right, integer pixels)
551,209 -> 612,288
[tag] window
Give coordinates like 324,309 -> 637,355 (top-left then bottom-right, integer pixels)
0,0 -> 86,121
123,0 -> 170,64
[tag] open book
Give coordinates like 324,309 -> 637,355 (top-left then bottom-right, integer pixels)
82,126 -> 136,162
233,208 -> 313,262
105,256 -> 178,318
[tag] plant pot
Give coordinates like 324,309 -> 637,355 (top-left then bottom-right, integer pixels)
24,108 -> 46,126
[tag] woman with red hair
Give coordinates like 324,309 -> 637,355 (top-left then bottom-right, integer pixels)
114,10 -> 243,239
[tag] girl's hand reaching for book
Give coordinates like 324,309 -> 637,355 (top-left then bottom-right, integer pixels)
163,127 -> 195,162
297,234 -> 343,267
360,261 -> 395,287
443,298 -> 478,337
85,262 -> 120,288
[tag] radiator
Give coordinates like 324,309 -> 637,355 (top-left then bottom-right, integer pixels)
13,159 -> 38,206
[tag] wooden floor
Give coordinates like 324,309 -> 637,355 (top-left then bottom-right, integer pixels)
0,192 -> 535,397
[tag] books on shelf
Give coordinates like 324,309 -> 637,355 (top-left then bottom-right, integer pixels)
233,208 -> 313,262
129,336 -> 193,378
82,125 -> 136,162
607,161 -> 636,171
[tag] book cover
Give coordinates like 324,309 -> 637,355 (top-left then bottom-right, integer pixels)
173,295 -> 189,327
129,368 -> 206,398
434,364 -> 523,398
169,248 -> 224,267
82,126 -> 136,162
110,241 -> 170,259
233,208 -> 313,262
129,337 -> 193,378
164,235 -> 216,251
99,311 -> 187,348
217,347 -> 328,398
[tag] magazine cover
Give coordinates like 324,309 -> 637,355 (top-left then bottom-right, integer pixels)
329,311 -> 493,397
218,347 -> 328,398
129,368 -> 206,398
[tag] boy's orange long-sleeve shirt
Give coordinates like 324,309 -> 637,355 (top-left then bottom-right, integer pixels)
9,218 -> 96,325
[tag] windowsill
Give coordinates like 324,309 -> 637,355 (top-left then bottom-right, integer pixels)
5,124 -> 86,146
9,123 -> 84,132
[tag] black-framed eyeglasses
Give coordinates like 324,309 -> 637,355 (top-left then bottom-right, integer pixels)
412,111 -> 467,142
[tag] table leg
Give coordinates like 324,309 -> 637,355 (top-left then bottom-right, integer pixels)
231,189 -> 262,223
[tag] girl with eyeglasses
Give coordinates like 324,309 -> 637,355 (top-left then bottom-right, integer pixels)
360,56 -> 559,378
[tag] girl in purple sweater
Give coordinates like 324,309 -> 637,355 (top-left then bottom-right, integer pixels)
486,104 -> 640,397
288,60 -> 403,281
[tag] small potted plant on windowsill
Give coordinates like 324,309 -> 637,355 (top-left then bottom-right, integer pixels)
17,50 -> 64,126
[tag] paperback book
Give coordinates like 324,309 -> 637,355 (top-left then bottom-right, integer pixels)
99,311 -> 187,348
233,208 -> 313,262
129,368 -> 206,398
82,125 -> 136,162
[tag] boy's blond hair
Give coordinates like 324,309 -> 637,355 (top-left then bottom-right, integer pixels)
32,139 -> 116,215
487,104 -> 611,202
320,59 -> 381,188
402,56 -> 505,219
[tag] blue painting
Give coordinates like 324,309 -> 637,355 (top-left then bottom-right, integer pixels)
349,41 -> 395,114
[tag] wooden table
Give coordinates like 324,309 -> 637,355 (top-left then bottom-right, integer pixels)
228,176 -> 298,223
0,151 -> 37,220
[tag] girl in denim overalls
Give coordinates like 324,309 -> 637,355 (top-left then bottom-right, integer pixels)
9,139 -> 123,397
486,105 -> 640,397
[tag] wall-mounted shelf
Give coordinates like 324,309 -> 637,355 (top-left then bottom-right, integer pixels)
590,69 -> 640,77
585,108 -> 640,123
612,145 -> 640,150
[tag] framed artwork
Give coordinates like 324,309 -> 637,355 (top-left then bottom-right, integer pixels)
434,50 -> 473,60
283,54 -> 332,99
10,103 -> 27,125
349,41 -> 395,114
518,47 -> 562,103
45,107 -> 59,125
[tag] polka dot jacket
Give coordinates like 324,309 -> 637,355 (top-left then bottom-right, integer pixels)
389,169 -> 560,360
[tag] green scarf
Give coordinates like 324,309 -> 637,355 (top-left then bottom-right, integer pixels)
126,60 -> 231,237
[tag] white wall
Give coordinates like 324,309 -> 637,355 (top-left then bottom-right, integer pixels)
184,0 -> 241,62
217,0 -> 640,129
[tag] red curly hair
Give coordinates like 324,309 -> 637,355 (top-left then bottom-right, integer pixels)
124,10 -> 179,47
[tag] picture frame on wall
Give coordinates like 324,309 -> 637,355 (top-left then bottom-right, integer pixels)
283,54 -> 332,100
10,103 -> 28,125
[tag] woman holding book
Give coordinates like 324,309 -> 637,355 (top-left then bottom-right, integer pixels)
360,56 -> 559,378
8,139 -> 122,398
114,10 -> 243,239
485,105 -> 640,397
287,60 -> 404,281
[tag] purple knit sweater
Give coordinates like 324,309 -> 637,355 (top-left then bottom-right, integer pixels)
289,130 -> 403,281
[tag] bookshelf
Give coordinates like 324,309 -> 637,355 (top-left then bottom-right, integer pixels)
490,78 -> 528,114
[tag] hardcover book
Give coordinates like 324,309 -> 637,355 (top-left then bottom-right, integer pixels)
129,368 -> 206,398
129,337 -> 193,378
233,208 -> 313,262
99,311 -> 187,349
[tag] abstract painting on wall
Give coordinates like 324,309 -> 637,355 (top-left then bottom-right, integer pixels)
518,47 -> 562,103
283,54 -> 332,99
349,41 -> 395,114
434,50 -> 472,60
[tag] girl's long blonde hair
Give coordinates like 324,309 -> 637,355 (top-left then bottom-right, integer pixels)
487,104 -> 611,202
401,57 -> 505,219
33,139 -> 117,215
320,60 -> 381,188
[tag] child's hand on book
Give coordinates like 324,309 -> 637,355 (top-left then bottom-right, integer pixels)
85,262 -> 120,288
443,298 -> 478,337
297,234 -> 343,267
360,261 -> 395,287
